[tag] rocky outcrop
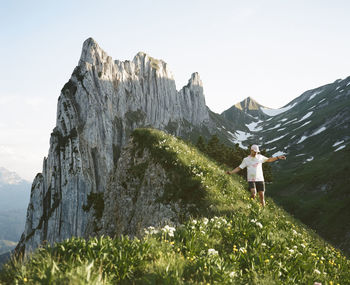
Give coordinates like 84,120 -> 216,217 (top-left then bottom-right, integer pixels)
101,138 -> 189,238
17,38 -> 216,255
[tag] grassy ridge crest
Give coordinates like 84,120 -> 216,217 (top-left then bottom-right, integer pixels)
1,128 -> 349,284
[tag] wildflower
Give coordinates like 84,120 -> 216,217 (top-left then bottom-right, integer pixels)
239,247 -> 247,254
233,245 -> 238,252
229,271 -> 236,278
288,249 -> 294,254
300,244 -> 306,248
270,255 -> 274,259
250,219 -> 257,223
265,259 -> 270,263
203,218 -> 208,225
256,222 -> 263,229
261,243 -> 267,247
314,269 -> 321,274
145,226 -> 159,235
24,278 -> 28,283
162,225 -> 176,237
208,248 -> 219,255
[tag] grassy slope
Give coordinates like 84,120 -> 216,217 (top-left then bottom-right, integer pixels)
1,128 -> 349,284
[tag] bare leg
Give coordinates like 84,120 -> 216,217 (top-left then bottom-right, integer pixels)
250,188 -> 257,199
258,191 -> 265,207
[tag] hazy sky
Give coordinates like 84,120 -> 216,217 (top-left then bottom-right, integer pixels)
1,0 -> 350,180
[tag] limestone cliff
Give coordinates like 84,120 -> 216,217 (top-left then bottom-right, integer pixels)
17,38 -> 222,255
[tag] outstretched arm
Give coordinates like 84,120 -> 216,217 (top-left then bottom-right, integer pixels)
226,167 -> 242,175
266,155 -> 286,163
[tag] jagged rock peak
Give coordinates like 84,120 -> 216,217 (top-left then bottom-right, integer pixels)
235,96 -> 265,111
79,37 -> 110,66
187,72 -> 203,87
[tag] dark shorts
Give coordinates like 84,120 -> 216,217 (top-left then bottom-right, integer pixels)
248,181 -> 265,192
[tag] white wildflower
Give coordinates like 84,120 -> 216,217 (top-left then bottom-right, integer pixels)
300,244 -> 306,248
256,222 -> 263,229
292,229 -> 298,235
145,226 -> 159,235
288,249 -> 295,254
261,243 -> 267,247
251,219 -> 257,223
203,218 -> 209,225
208,248 -> 219,256
229,271 -> 236,278
314,269 -> 321,274
162,225 -> 176,237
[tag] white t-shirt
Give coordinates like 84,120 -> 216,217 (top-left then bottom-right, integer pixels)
239,154 -> 268,182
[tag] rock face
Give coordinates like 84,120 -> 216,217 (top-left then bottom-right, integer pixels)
100,138 -> 189,238
17,38 -> 216,255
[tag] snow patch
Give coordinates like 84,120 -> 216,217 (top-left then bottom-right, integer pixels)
297,126 -> 327,144
277,128 -> 286,132
335,145 -> 346,152
300,111 -> 313,121
265,134 -> 287,144
264,123 -> 282,131
266,147 -> 277,152
313,126 -> 326,135
294,121 -> 311,130
261,102 -> 297,116
227,130 -> 251,149
308,90 -> 323,101
333,140 -> 344,147
297,136 -> 308,144
346,81 -> 350,87
246,120 -> 263,132
283,118 -> 298,125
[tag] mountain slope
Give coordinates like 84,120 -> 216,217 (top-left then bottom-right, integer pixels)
2,129 -> 349,284
223,77 -> 350,254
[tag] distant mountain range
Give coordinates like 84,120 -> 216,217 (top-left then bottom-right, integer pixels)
0,167 -> 30,254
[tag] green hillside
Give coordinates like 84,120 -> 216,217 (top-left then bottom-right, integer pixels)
1,129 -> 349,284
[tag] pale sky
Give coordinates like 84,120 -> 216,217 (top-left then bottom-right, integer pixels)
1,0 -> 350,181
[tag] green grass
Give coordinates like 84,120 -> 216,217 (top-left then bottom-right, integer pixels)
1,128 -> 349,284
